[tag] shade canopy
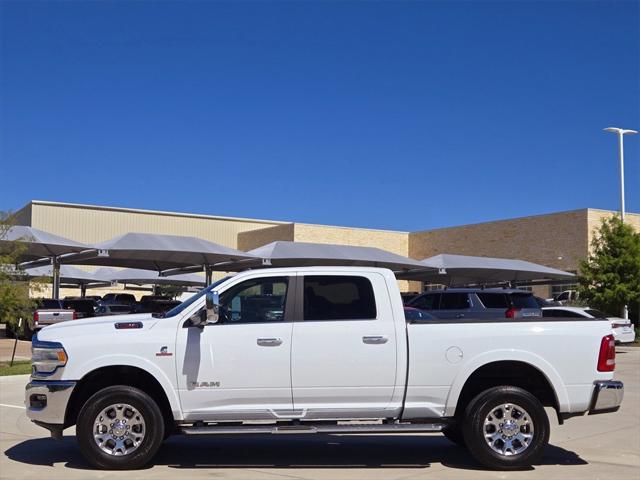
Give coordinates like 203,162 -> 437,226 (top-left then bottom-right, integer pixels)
219,241 -> 434,274
29,232 -> 256,272
406,253 -> 575,285
96,267 -> 205,287
24,265 -> 108,286
2,226 -> 90,261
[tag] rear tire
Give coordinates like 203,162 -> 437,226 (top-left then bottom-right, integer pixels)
76,386 -> 164,470
462,386 -> 549,470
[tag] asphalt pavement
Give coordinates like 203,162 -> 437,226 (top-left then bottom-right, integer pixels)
1,347 -> 638,480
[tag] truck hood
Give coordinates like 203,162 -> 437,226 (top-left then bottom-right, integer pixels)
37,313 -> 158,340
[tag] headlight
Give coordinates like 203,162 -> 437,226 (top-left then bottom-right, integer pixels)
31,337 -> 68,375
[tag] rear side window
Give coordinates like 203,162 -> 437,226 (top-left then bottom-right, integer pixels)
410,293 -> 440,310
476,293 -> 508,309
304,276 -> 376,321
509,293 -> 539,309
439,293 -> 470,310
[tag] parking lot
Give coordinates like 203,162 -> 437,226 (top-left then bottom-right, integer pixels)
0,347 -> 637,480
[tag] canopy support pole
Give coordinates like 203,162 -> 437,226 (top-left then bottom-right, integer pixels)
80,284 -> 87,298
205,265 -> 213,286
52,256 -> 61,300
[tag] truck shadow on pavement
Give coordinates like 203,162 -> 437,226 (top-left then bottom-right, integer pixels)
4,434 -> 587,471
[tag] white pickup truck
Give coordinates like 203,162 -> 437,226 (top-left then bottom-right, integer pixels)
25,267 -> 624,471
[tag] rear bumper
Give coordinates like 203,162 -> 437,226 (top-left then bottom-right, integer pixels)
613,328 -> 636,344
589,380 -> 624,415
25,380 -> 76,437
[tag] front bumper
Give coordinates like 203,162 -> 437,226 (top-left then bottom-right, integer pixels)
589,380 -> 624,415
25,380 -> 76,437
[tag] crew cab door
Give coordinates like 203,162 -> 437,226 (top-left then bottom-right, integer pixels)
290,272 -> 399,419
175,274 -> 295,421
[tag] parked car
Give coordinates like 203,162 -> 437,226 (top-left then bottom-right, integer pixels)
100,293 -> 137,306
403,306 -> 436,321
28,267 -> 622,470
542,306 -> 636,343
83,295 -> 103,302
139,295 -> 171,303
549,290 -> 579,304
94,304 -> 134,316
62,298 -> 97,319
30,299 -> 76,333
406,288 -> 542,319
534,296 -> 560,307
400,292 -> 420,304
135,299 -> 181,314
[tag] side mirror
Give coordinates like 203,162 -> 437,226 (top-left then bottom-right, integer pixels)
205,291 -> 220,324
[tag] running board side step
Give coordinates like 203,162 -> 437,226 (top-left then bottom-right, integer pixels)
180,422 -> 446,435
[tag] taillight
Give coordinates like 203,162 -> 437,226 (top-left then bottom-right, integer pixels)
72,311 -> 77,320
505,307 -> 520,318
597,334 -> 616,372
33,311 -> 39,325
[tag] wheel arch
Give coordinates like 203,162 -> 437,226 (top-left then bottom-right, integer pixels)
445,351 -> 569,418
65,364 -> 178,431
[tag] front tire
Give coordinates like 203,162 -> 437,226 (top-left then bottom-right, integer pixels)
462,386 -> 549,470
442,423 -> 465,447
76,386 -> 165,470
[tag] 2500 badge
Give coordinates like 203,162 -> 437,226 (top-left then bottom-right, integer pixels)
190,381 -> 221,388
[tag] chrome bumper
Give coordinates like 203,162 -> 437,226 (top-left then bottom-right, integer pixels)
25,380 -> 76,433
589,380 -> 624,414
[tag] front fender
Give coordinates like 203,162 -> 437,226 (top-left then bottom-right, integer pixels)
67,354 -> 183,420
443,349 -> 570,417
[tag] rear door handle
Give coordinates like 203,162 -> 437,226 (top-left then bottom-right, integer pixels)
456,313 -> 465,318
362,335 -> 388,345
257,337 -> 283,347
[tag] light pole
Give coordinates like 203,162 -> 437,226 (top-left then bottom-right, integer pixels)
603,127 -> 637,319
603,127 -> 637,222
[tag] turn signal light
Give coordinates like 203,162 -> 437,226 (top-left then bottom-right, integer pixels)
597,334 -> 616,372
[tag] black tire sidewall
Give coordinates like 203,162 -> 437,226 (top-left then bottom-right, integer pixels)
442,423 -> 466,447
462,386 -> 550,470
77,386 -> 165,470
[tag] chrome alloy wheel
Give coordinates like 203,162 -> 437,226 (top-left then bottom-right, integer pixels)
93,403 -> 146,456
483,403 -> 534,456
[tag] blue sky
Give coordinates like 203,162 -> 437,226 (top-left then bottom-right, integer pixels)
1,1 -> 638,231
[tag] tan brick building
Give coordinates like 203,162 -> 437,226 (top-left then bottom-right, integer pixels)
13,201 -> 640,298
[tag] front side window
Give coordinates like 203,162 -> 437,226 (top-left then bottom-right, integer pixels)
303,275 -> 376,321
219,277 -> 289,324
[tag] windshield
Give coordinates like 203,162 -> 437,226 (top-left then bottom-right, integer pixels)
158,276 -> 231,318
585,309 -> 608,318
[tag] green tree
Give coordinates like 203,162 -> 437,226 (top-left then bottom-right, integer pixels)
578,216 -> 640,323
0,212 -> 39,335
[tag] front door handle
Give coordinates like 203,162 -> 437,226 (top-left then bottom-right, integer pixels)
456,313 -> 465,319
362,335 -> 388,345
257,337 -> 283,347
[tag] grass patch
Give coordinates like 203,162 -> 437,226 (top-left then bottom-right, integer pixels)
0,361 -> 32,376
